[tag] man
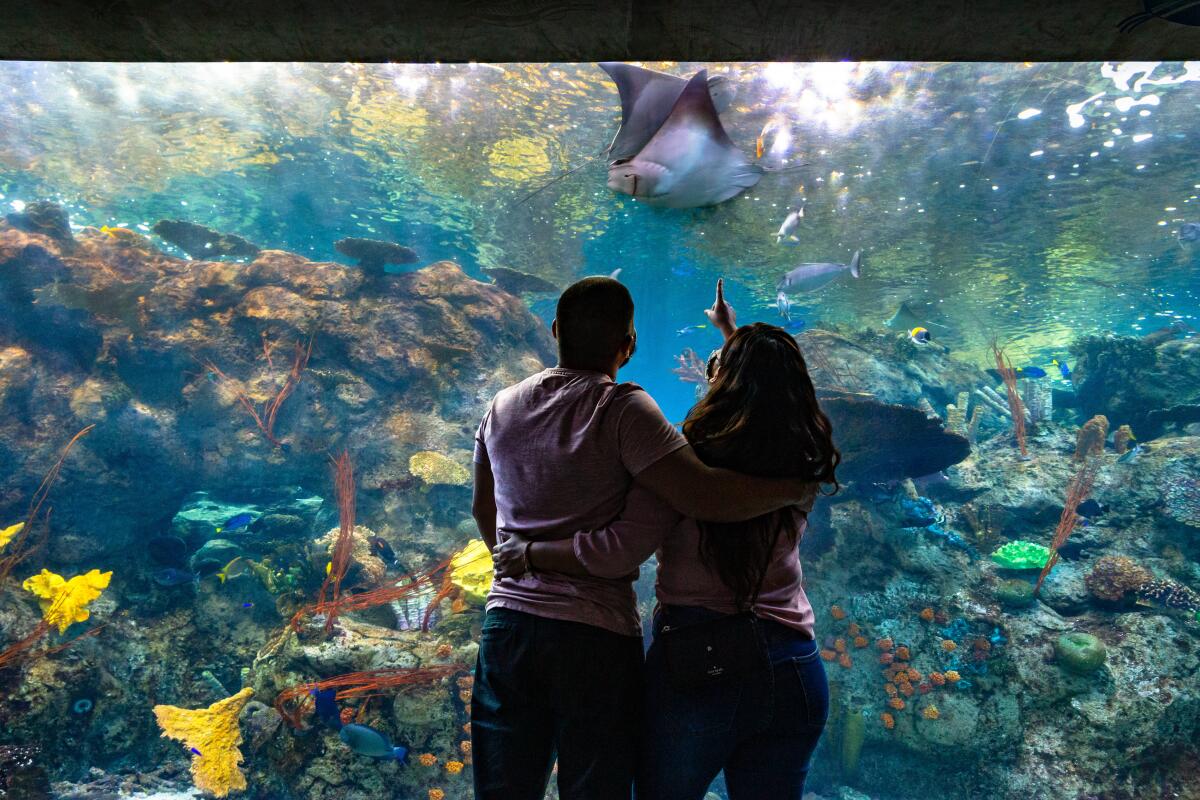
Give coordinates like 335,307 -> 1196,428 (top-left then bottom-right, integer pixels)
471,277 -> 812,800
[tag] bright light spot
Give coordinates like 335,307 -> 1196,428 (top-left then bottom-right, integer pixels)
1166,207 -> 1177,211
1017,108 -> 1041,119
1158,221 -> 1167,226
1090,151 -> 1100,157
1029,149 -> 1044,157
1136,164 -> 1146,170
1139,110 -> 1151,117
992,185 -> 999,191
763,62 -> 799,88
1113,94 -> 1160,112
1103,140 -> 1115,147
116,81 -> 139,106
394,73 -> 428,94
1132,133 -> 1153,142
10,200 -> 25,212
1066,92 -> 1105,128
1047,174 -> 1056,180
1112,128 -> 1123,135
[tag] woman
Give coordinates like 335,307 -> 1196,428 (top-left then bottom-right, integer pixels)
493,279 -> 839,800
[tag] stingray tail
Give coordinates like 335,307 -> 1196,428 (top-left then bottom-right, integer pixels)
509,152 -> 603,208
849,250 -> 862,278
762,162 -> 810,174
1117,10 -> 1153,31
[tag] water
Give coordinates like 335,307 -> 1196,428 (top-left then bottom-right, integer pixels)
0,61 -> 1198,799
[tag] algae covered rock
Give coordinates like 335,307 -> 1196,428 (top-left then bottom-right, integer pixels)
409,451 -> 471,486
1054,632 -> 1107,675
995,578 -> 1036,608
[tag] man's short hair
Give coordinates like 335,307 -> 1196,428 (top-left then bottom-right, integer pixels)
555,277 -> 634,367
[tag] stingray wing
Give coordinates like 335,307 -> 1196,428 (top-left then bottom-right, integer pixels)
599,62 -> 689,162
632,70 -> 762,208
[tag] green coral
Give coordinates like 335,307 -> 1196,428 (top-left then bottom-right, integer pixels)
991,540 -> 1052,570
995,578 -> 1037,608
1054,632 -> 1107,675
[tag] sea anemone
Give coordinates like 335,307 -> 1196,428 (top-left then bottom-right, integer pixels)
876,637 -> 894,651
919,607 -> 935,622
830,605 -> 847,620
879,652 -> 895,665
460,740 -> 472,755
838,653 -> 853,669
428,790 -> 445,800
834,638 -> 847,653
853,636 -> 869,649
418,753 -> 438,767
884,683 -> 898,696
881,712 -> 895,729
895,646 -> 910,661
906,668 -> 921,682
820,649 -> 837,662
973,637 -> 991,652
888,697 -> 906,710
898,681 -> 914,697
930,672 -> 946,686
435,643 -> 453,659
847,622 -> 861,636
922,705 -> 940,720
945,670 -> 961,683
941,639 -> 957,652
918,682 -> 932,694
445,761 -> 464,775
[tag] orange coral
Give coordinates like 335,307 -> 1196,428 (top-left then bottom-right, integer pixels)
462,722 -> 471,734
460,740 -> 472,755
906,668 -> 921,682
923,705 -> 940,720
930,672 -> 946,686
418,753 -> 438,767
941,639 -> 957,652
458,689 -> 472,704
895,646 -> 910,661
878,652 -> 894,665
919,607 -> 935,622
847,623 -> 861,636
973,637 -> 991,652
834,638 -> 847,653
881,712 -> 895,730
436,643 -> 453,659
876,637 -> 894,651
456,676 -> 474,689
820,649 -> 837,662
918,682 -> 932,694
429,791 -> 446,800
888,697 -> 906,710
445,761 -> 464,775
853,636 -> 869,649
830,605 -> 847,620
884,683 -> 898,696
898,682 -> 914,697
339,707 -> 355,726
838,654 -> 853,669
945,670 -> 961,683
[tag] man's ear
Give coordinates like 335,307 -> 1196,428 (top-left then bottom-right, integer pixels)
551,319 -> 558,340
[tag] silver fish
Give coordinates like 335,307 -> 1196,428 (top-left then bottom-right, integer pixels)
777,250 -> 862,295
607,70 -> 763,209
339,724 -> 407,760
775,208 -> 804,244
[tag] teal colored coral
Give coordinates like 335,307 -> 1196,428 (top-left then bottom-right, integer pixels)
1054,632 -> 1107,675
991,541 -> 1052,570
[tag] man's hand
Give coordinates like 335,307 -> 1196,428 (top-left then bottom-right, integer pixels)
493,533 -> 532,579
704,278 -> 737,340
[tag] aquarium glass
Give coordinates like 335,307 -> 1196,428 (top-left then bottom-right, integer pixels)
1,61 -> 1198,800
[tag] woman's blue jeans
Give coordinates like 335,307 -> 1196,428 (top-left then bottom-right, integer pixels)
636,606 -> 829,800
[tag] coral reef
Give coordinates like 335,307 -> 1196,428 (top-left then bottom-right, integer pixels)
1053,632 -> 1107,675
21,568 -> 112,634
408,452 -> 471,487
152,687 -> 256,797
1084,556 -> 1152,602
990,541 -> 1052,570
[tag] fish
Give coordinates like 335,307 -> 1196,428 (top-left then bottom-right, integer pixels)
214,557 -> 246,584
1053,359 -> 1072,381
1179,222 -> 1200,244
782,318 -> 806,333
909,327 -> 931,345
0,521 -> 24,551
482,267 -> 559,295
190,747 -> 202,756
241,602 -> 254,608
775,208 -> 803,243
368,536 -> 398,567
1076,499 -> 1107,518
100,225 -> 139,241
1015,366 -> 1047,379
606,70 -> 764,209
1117,443 -> 1146,463
598,62 -> 735,164
756,115 -> 789,160
778,250 -> 862,298
339,723 -> 408,761
676,324 -> 708,336
311,687 -> 342,730
216,513 -> 254,534
609,268 -> 623,281
152,568 -> 199,587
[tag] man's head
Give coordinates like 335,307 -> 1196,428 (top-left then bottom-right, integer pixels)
552,277 -> 636,375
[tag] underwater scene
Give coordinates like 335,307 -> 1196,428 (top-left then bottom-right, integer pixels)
0,60 -> 1199,800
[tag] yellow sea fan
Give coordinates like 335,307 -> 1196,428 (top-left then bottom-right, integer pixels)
0,521 -> 23,551
21,568 -> 112,634
153,687 -> 255,798
408,451 -> 470,486
449,539 -> 493,603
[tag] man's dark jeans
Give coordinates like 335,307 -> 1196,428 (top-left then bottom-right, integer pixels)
636,606 -> 830,800
471,607 -> 644,800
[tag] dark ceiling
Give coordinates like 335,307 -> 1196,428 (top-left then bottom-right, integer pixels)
1,0 -> 1198,62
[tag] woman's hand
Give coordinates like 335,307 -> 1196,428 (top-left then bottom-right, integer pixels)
705,278 -> 737,340
493,533 -> 532,579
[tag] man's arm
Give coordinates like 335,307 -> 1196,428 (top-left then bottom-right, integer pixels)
635,445 -> 817,523
472,460 -> 498,551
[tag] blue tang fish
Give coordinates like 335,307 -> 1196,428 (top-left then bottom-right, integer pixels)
339,724 -> 408,761
217,513 -> 255,533
311,687 -> 342,730
152,568 -> 198,587
1015,366 -> 1047,379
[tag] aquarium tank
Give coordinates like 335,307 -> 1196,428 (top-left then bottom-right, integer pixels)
1,60 -> 1199,800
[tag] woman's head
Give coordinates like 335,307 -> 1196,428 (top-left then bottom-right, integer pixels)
684,323 -> 839,609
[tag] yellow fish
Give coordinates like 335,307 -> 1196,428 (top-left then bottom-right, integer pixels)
0,521 -> 23,552
100,225 -> 139,242
325,561 -> 332,576
215,557 -> 244,584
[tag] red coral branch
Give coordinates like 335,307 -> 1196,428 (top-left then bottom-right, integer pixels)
273,664 -> 465,728
1034,457 -> 1101,596
672,348 -> 708,385
291,559 -> 452,634
992,342 -> 1027,456
315,450 -> 356,632
205,334 -> 313,447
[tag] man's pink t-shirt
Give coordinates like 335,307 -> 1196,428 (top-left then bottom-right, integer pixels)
473,367 -> 687,637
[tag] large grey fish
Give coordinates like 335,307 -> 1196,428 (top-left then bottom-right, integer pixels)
1178,222 -> 1200,245
599,62 -> 735,163
776,251 -> 861,319
339,724 -> 408,761
607,70 -> 762,209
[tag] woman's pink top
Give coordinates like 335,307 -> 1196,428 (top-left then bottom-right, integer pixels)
572,485 -> 816,639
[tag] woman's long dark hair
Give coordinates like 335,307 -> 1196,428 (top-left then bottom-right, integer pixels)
683,323 -> 840,610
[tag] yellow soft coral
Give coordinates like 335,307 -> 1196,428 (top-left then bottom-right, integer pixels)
153,687 -> 255,798
449,539 -> 493,603
22,568 -> 112,634
0,521 -> 23,551
408,451 -> 470,486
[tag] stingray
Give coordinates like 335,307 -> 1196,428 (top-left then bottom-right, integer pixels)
599,62 -> 735,163
607,70 -> 763,209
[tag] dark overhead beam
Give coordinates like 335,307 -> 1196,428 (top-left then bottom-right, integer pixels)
0,0 -> 1198,62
